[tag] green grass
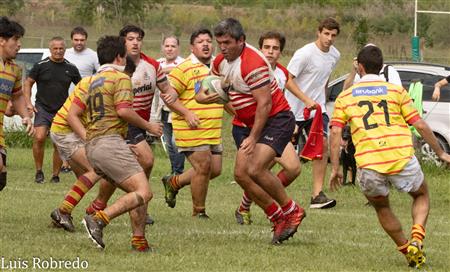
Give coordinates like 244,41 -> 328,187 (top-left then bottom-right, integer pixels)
0,141 -> 449,271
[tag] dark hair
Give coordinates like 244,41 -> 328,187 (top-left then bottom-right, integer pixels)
258,31 -> 286,52
96,36 -> 126,65
0,17 -> 25,39
357,45 -> 383,74
119,25 -> 145,39
190,28 -> 212,45
162,35 -> 180,46
318,17 -> 340,35
213,18 -> 245,41
124,56 -> 136,77
70,26 -> 88,39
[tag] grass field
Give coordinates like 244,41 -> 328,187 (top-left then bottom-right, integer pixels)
0,134 -> 449,271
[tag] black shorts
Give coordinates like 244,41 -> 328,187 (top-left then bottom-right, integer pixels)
126,124 -> 146,145
34,104 -> 56,128
259,111 -> 295,157
1,149 -> 6,167
294,113 -> 329,147
232,125 -> 250,149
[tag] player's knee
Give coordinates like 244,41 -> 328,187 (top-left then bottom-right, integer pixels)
0,172 -> 6,191
195,160 -> 212,176
247,163 -> 263,179
34,134 -> 47,144
234,168 -> 248,184
286,163 -> 301,178
136,190 -> 152,204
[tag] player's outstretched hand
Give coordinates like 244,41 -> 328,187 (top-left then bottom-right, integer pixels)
329,169 -> 343,192
432,86 -> 441,101
147,122 -> 163,137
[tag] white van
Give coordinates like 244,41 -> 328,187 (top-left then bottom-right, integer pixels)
4,48 -> 50,130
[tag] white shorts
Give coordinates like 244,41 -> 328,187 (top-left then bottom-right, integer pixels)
50,132 -> 85,161
357,156 -> 424,197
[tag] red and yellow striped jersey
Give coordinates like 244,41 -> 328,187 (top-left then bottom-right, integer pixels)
331,75 -> 420,174
0,59 -> 22,147
51,77 -> 91,134
73,65 -> 133,141
168,54 -> 224,147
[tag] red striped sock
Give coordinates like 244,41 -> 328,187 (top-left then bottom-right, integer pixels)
397,240 -> 410,255
131,235 -> 149,251
265,202 -> 283,222
59,175 -> 94,214
281,199 -> 296,215
239,191 -> 252,212
170,175 -> 182,191
277,170 -> 290,187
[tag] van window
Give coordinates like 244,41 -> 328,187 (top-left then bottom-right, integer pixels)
327,80 -> 344,102
15,52 -> 44,76
398,71 -> 450,103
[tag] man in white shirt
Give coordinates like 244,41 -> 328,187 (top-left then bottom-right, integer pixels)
151,35 -> 185,175
285,18 -> 340,209
63,26 -> 100,173
343,44 -> 402,90
64,26 -> 99,78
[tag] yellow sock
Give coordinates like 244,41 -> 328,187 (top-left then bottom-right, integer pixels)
411,224 -> 425,243
94,210 -> 110,225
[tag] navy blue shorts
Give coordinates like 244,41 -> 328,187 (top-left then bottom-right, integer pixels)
233,111 -> 295,157
34,104 -> 56,128
126,124 -> 146,145
232,124 -> 250,149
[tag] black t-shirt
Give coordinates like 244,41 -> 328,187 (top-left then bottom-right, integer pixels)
28,57 -> 81,113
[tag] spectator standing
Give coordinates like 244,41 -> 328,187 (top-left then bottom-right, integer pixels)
151,35 -> 185,175
64,26 -> 99,78
285,17 -> 340,209
24,36 -> 81,184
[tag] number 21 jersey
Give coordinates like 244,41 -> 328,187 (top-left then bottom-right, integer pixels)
331,75 -> 420,174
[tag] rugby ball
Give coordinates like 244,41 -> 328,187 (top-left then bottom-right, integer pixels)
201,75 -> 229,104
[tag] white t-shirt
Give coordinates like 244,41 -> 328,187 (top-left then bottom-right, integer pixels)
273,63 -> 288,91
354,64 -> 402,87
65,48 -> 99,94
150,56 -> 184,122
286,42 -> 340,121
64,48 -> 99,78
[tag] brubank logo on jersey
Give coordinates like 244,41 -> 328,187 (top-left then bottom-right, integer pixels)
352,85 -> 387,97
0,78 -> 14,95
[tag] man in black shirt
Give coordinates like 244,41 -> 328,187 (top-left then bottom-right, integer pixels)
24,36 -> 81,184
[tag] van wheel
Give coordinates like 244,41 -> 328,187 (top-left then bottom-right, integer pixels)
419,136 -> 450,166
